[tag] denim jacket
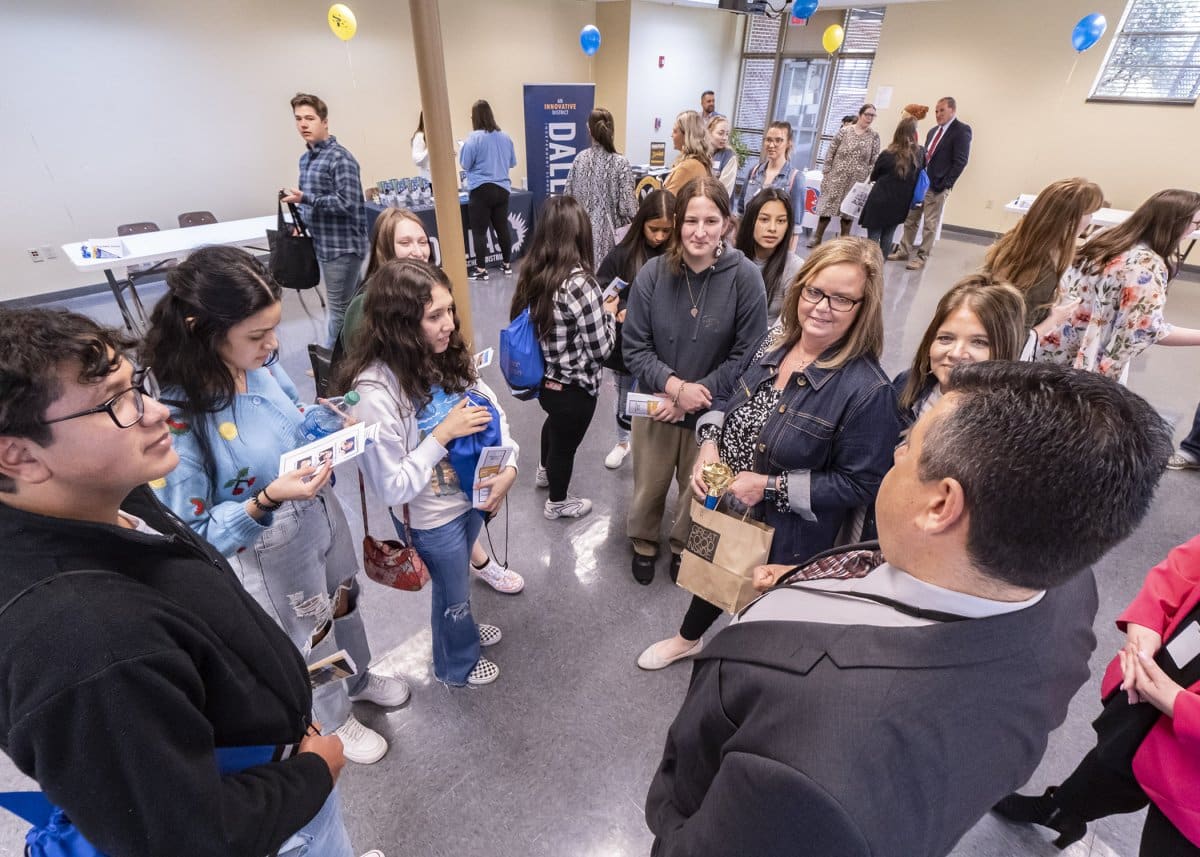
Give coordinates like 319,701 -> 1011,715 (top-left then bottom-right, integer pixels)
697,331 -> 900,564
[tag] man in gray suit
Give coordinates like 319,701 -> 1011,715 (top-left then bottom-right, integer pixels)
645,361 -> 1172,857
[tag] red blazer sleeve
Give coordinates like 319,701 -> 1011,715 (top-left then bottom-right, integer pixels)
1117,535 -> 1200,637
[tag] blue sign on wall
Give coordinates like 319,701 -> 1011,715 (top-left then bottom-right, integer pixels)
522,83 -> 595,210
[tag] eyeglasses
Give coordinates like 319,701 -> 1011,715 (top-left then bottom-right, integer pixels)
43,367 -> 161,429
863,112 -> 877,118
800,285 -> 863,313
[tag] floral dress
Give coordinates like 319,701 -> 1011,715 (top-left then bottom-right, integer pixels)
816,125 -> 880,218
1036,244 -> 1173,381
565,144 -> 638,264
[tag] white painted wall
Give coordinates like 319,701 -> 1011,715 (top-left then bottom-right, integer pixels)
623,0 -> 743,165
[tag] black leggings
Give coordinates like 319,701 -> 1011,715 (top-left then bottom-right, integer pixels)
538,382 -> 597,502
1055,748 -> 1199,856
680,595 -> 723,642
468,183 -> 512,269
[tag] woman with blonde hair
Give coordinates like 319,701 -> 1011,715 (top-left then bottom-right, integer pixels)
1037,188 -> 1200,381
895,275 -> 1026,424
637,237 -> 899,670
984,177 -> 1104,326
707,115 -> 738,196
663,110 -> 712,197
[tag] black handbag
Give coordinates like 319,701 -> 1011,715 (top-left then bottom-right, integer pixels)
267,196 -> 320,290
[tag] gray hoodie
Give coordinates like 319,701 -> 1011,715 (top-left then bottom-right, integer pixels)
623,247 -> 767,429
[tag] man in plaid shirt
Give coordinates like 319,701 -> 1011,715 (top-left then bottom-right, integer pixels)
282,93 -> 369,345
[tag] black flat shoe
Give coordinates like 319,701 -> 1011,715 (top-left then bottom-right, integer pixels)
632,554 -> 656,585
993,788 -> 1087,849
669,553 -> 682,583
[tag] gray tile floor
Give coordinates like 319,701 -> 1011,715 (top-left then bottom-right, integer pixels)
3,234 -> 1200,856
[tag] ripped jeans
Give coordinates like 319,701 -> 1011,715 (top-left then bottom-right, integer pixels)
229,489 -> 372,732
403,508 -> 484,685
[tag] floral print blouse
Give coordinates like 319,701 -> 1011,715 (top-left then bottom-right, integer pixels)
1036,244 -> 1173,381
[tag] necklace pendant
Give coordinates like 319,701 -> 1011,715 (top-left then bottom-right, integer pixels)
690,307 -> 699,318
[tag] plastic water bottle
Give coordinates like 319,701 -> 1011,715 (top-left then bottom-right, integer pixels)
300,391 -> 360,441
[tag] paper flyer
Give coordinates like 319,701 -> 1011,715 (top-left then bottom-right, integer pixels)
307,649 -> 358,689
625,392 -> 666,418
473,445 -> 514,508
279,422 -> 379,476
474,347 -> 494,369
601,277 -> 627,303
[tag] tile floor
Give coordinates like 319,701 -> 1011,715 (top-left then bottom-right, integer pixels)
2,233 -> 1199,856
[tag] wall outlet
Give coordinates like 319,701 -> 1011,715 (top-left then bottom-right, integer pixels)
40,244 -> 57,260
984,199 -> 994,209
27,248 -> 44,263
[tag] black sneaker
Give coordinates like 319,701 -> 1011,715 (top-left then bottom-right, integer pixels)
469,267 -> 489,281
501,262 -> 513,275
669,553 -> 682,583
632,554 -> 656,585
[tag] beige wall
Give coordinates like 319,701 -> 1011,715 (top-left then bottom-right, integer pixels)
595,0 -> 633,151
869,0 -> 1200,258
1,0 -> 597,301
782,8 -> 851,54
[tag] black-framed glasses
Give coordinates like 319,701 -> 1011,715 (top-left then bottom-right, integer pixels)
43,367 -> 161,429
800,286 -> 863,313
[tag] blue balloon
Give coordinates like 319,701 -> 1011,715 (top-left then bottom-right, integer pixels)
580,25 -> 601,56
793,0 -> 819,18
1071,13 -> 1107,52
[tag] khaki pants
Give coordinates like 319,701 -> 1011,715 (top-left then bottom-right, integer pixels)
898,188 -> 950,260
627,417 -> 699,557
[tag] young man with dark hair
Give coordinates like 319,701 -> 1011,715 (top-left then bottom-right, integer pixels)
646,361 -> 1172,857
282,92 -> 369,345
0,308 -> 382,857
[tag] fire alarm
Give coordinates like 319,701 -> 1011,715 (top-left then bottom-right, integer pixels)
658,55 -> 665,68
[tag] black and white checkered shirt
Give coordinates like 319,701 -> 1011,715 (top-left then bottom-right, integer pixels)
542,269 -> 617,396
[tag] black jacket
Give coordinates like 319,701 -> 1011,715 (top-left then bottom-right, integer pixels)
859,148 -> 926,230
646,558 -> 1099,857
925,118 -> 972,194
597,240 -> 666,374
0,487 -> 331,857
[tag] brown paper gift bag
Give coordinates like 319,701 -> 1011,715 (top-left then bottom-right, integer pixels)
677,497 -> 775,614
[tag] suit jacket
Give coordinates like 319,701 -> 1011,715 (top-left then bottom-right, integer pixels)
1100,535 -> 1200,844
924,118 -> 971,194
645,565 -> 1099,857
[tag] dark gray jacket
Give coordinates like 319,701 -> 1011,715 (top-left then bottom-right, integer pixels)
646,563 -> 1099,857
623,248 -> 767,429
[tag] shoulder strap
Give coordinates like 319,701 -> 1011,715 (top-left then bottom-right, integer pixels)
0,570 -> 125,621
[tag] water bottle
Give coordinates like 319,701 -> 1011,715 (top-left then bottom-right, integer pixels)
300,391 -> 360,441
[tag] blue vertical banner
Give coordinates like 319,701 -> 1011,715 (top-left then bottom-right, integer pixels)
522,83 -> 595,210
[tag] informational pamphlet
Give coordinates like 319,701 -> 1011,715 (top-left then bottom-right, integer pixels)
601,277 -> 627,303
474,347 -> 494,369
307,649 -> 358,689
625,392 -> 666,418
279,423 -> 379,476
474,445 -> 515,508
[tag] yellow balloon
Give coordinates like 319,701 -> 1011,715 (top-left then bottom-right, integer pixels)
328,4 -> 357,41
822,24 -> 844,54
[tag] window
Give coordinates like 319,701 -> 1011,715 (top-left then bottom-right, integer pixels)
1090,0 -> 1200,103
815,8 -> 885,167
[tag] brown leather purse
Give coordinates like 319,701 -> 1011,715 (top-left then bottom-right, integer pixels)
358,470 -> 430,591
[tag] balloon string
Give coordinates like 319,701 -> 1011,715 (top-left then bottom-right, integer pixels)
1057,55 -> 1082,113
29,131 -> 78,230
344,41 -> 368,149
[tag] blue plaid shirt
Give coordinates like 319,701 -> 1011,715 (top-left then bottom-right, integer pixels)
297,135 -> 368,261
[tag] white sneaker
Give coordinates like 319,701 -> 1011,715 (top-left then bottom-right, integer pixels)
359,851 -> 385,857
535,465 -> 549,488
544,495 -> 593,519
472,558 -> 525,593
333,714 -> 388,765
604,442 -> 630,469
467,657 -> 500,686
348,672 -> 411,708
478,623 -> 502,647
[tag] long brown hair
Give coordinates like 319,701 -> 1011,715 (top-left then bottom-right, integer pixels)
1075,188 -> 1200,279
778,237 -> 884,369
665,177 -> 731,275
899,275 -> 1026,411
367,208 -> 428,279
887,117 -> 921,180
588,107 -> 617,154
984,178 -> 1103,296
334,260 -> 474,412
509,195 -> 594,340
612,189 -> 676,283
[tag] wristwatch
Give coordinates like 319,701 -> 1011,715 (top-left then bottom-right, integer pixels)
763,475 -> 779,504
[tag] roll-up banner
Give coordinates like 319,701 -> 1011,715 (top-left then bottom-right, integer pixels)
522,83 -> 595,210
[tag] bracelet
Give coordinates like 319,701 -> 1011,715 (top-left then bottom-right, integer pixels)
673,382 -> 685,406
252,489 -> 283,513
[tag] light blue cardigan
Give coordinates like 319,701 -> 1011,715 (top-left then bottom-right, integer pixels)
152,365 -> 308,556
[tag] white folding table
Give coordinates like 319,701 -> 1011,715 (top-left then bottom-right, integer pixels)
62,215 -> 279,333
1004,194 -> 1200,256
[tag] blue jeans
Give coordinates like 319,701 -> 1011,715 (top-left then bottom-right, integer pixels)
1181,400 -> 1200,459
320,252 -> 367,345
228,491 -> 371,732
401,508 -> 485,685
867,224 -> 899,256
276,786 -> 354,856
614,371 -> 635,444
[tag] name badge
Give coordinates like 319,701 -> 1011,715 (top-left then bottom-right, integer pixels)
1166,620 -> 1200,670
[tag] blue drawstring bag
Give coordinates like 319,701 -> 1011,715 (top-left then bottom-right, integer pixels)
447,390 -> 503,498
499,308 -> 543,400
911,168 -> 930,208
